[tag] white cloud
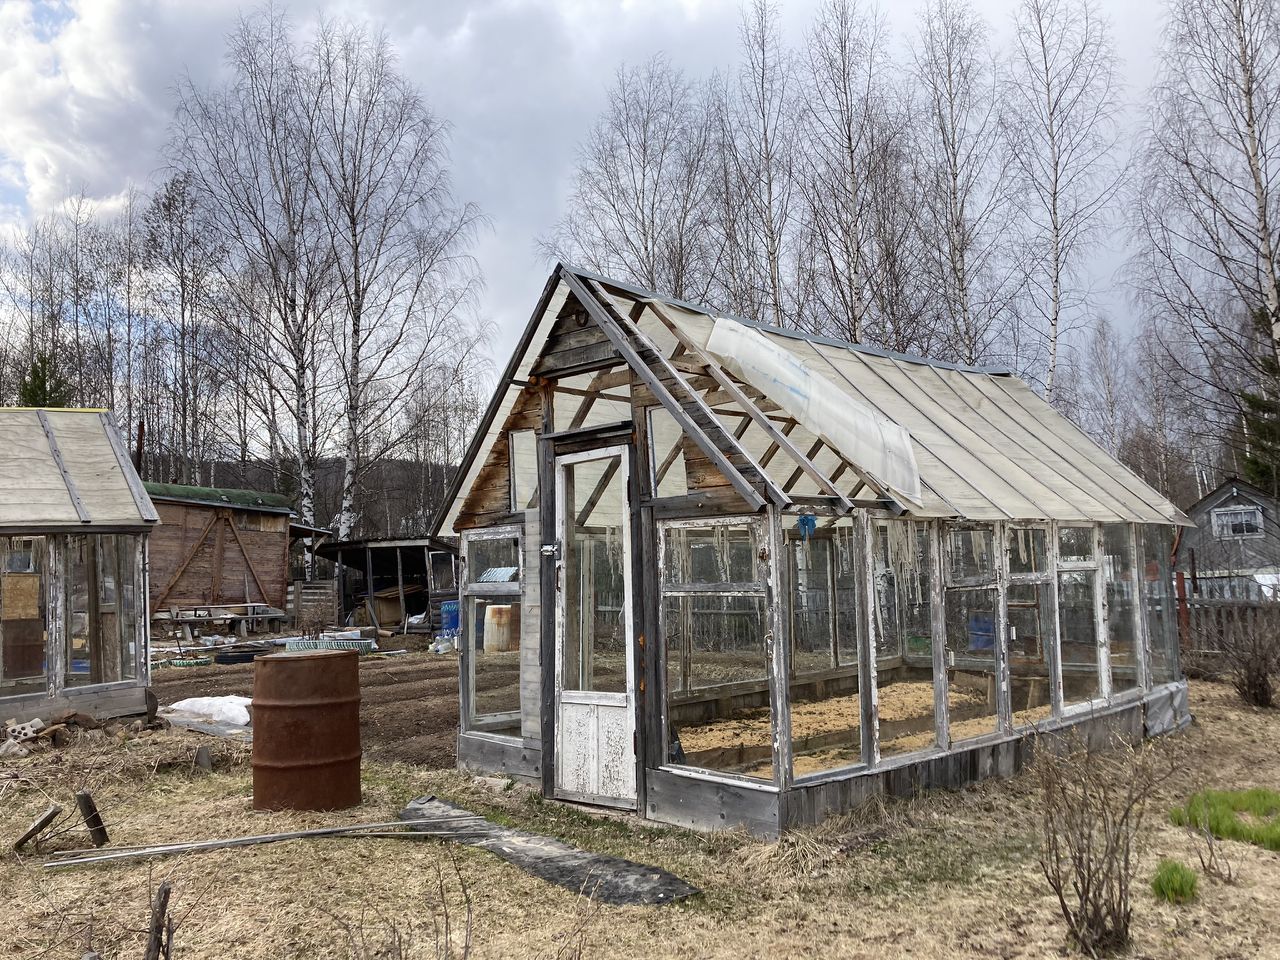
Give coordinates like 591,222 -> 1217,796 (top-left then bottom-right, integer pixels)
0,0 -> 1167,354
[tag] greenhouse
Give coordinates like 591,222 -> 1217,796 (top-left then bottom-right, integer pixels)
433,264 -> 1190,837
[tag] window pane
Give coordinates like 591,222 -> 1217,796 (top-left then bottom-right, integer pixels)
834,523 -> 860,666
1058,525 -> 1094,564
790,536 -> 834,675
1102,524 -> 1139,694
943,586 -> 998,741
562,455 -> 627,694
1008,527 -> 1048,577
1212,507 -> 1262,538
663,593 -> 772,779
469,596 -> 521,731
508,429 -> 538,511
429,551 -> 457,593
946,526 -> 995,582
113,537 -> 139,681
0,536 -> 47,696
788,524 -> 859,777
662,524 -> 759,586
1142,525 -> 1179,683
648,406 -> 688,498
1006,582 -> 1054,727
468,536 -> 520,584
62,535 -> 133,687
876,521 -> 939,758
1059,570 -> 1101,703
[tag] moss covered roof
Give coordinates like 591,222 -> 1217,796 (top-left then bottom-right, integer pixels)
143,481 -> 294,514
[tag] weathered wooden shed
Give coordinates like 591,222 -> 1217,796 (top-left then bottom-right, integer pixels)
0,409 -> 156,721
433,265 -> 1192,837
316,536 -> 458,634
145,482 -> 293,616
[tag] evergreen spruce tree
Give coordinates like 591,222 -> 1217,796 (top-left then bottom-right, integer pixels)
17,352 -> 74,408
1238,308 -> 1280,498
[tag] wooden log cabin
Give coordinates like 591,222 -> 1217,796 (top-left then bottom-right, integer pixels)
431,265 -> 1193,837
0,409 -> 156,722
145,483 -> 293,618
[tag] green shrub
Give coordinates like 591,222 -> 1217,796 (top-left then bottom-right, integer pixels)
1170,788 -> 1280,852
1151,859 -> 1198,904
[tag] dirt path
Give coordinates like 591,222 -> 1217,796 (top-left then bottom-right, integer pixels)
151,652 -> 461,768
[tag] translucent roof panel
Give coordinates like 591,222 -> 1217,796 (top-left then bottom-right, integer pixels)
596,274 -> 1187,526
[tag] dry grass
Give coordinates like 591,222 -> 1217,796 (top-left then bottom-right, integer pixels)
2,681 -> 1278,959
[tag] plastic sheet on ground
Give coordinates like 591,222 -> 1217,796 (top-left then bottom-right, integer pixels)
162,695 -> 252,727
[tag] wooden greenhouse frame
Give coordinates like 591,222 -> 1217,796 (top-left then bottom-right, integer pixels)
0,409 -> 157,722
432,266 -> 1192,837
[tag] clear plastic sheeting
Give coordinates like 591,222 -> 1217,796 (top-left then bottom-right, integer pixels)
704,317 -> 923,507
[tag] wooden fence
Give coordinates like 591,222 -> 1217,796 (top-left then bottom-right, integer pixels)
1177,596 -> 1280,656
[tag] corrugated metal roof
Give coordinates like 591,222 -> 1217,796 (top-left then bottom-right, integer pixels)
0,409 -> 158,530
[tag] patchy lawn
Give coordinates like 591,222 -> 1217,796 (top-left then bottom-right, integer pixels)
2,681 -> 1278,959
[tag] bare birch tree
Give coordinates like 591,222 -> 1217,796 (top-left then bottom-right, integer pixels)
310,20 -> 485,539
171,7 -> 333,532
544,55 -> 717,303
1006,0 -> 1122,401
714,0 -> 798,327
911,0 -> 1023,366
141,174 -> 223,483
1133,0 -> 1280,401
798,0 -> 893,343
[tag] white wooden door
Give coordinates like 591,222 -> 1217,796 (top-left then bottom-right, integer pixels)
553,446 -> 636,807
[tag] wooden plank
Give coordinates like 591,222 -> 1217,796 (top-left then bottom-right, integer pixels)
538,385 -> 557,797
532,339 -> 619,377
98,412 -> 159,522
14,804 -> 62,851
929,521 -> 950,748
644,768 -> 779,839
223,516 -> 271,605
457,732 -> 543,783
767,508 -> 794,789
37,410 -> 90,523
396,547 -> 407,634
856,512 -> 880,765
211,514 -> 226,603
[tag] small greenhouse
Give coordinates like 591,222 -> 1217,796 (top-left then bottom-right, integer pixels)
0,409 -> 157,722
432,265 -> 1189,837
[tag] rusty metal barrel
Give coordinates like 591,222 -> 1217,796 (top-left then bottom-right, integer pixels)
252,649 -> 361,811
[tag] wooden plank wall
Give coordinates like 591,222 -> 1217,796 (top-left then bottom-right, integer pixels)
149,501 -> 289,611
456,387 -> 543,530
530,304 -> 617,376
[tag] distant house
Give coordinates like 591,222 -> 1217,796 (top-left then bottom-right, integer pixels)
145,482 -> 294,615
1176,477 -> 1280,599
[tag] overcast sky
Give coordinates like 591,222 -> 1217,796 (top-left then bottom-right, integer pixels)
0,0 -> 1169,362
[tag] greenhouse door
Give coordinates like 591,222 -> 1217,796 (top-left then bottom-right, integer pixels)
553,445 -> 636,807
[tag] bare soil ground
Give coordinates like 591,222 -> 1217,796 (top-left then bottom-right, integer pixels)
151,651 -> 461,767
2,680 -> 1278,959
